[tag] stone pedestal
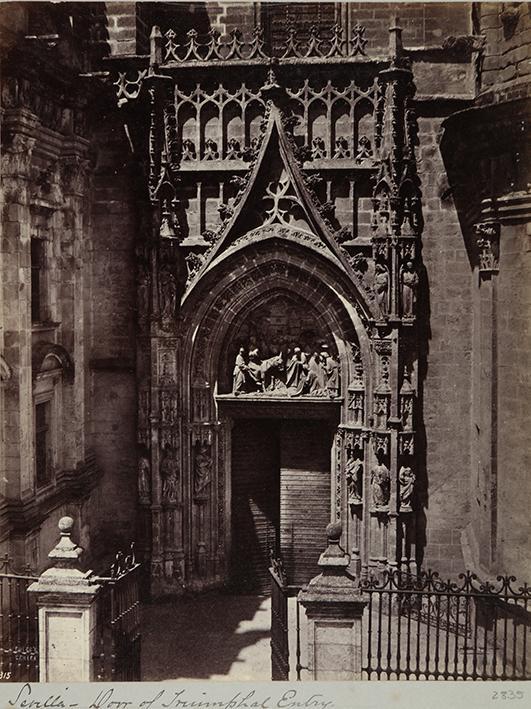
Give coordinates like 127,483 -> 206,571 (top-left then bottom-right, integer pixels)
299,522 -> 368,680
29,517 -> 100,681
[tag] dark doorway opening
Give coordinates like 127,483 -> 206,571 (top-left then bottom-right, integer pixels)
230,419 -> 280,594
230,417 -> 333,593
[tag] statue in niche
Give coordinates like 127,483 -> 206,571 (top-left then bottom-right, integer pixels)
194,442 -> 212,499
374,395 -> 388,429
138,263 -> 150,318
399,464 -> 416,512
374,263 -> 389,317
371,456 -> 391,509
159,264 -> 177,322
346,454 -> 363,505
161,449 -> 180,504
401,261 -> 419,318
138,454 -> 151,504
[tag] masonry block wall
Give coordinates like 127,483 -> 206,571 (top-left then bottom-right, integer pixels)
479,2 -> 531,99
497,222 -> 531,580
0,2 -> 104,571
88,107 -> 139,558
1,1 -> 529,584
417,114 -> 472,575
104,2 -> 472,55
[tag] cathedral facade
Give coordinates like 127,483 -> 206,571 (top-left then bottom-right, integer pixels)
0,2 -> 529,596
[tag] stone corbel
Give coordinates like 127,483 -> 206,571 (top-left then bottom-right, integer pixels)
60,156 -> 91,198
474,221 -> 500,274
1,130 -> 37,178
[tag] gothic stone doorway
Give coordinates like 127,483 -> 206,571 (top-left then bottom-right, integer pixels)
229,415 -> 334,593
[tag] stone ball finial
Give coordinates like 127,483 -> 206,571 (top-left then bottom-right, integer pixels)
326,521 -> 342,542
58,516 -> 74,534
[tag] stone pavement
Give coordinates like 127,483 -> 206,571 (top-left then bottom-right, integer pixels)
142,593 -> 273,681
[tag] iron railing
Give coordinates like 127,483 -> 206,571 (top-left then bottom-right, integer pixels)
269,553 -> 304,681
361,569 -> 531,680
92,544 -> 142,681
0,556 -> 39,681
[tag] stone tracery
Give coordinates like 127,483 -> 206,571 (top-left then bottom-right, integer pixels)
123,14 -> 425,593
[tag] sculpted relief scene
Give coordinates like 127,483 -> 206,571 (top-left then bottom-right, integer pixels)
121,7 -> 428,593
225,294 -> 341,397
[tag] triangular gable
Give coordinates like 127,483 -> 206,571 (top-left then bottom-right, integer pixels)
182,107 -> 376,321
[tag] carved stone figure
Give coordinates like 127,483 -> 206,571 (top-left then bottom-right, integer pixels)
306,351 -> 326,395
159,265 -> 177,321
399,465 -> 415,512
286,347 -> 307,396
371,459 -> 390,509
232,347 -> 247,395
374,263 -> 389,317
261,354 -> 285,392
194,443 -> 212,499
320,347 -> 339,398
349,392 -> 364,424
374,394 -> 388,428
138,263 -> 151,318
346,455 -> 363,504
138,455 -> 151,504
161,449 -> 180,504
228,344 -> 340,398
401,260 -> 418,317
160,391 -> 177,424
246,348 -> 264,392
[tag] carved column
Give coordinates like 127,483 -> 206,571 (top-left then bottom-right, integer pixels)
368,18 -> 424,573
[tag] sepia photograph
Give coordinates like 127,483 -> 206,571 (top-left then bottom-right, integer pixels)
0,0 -> 529,694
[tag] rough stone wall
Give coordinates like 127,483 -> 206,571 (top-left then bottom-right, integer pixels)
87,109 -> 139,558
496,223 -> 531,580
205,2 -> 471,49
0,0 -> 104,571
479,2 -> 531,101
416,116 -> 472,576
103,2 -> 472,54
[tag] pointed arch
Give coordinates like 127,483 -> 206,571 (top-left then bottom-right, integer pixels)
183,105 -> 375,312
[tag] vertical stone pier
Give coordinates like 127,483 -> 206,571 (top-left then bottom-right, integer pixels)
299,522 -> 368,680
29,516 -> 100,681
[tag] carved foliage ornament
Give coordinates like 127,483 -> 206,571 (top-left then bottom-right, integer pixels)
474,222 -> 500,273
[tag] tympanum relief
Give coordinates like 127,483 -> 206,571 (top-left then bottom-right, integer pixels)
232,345 -> 340,398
